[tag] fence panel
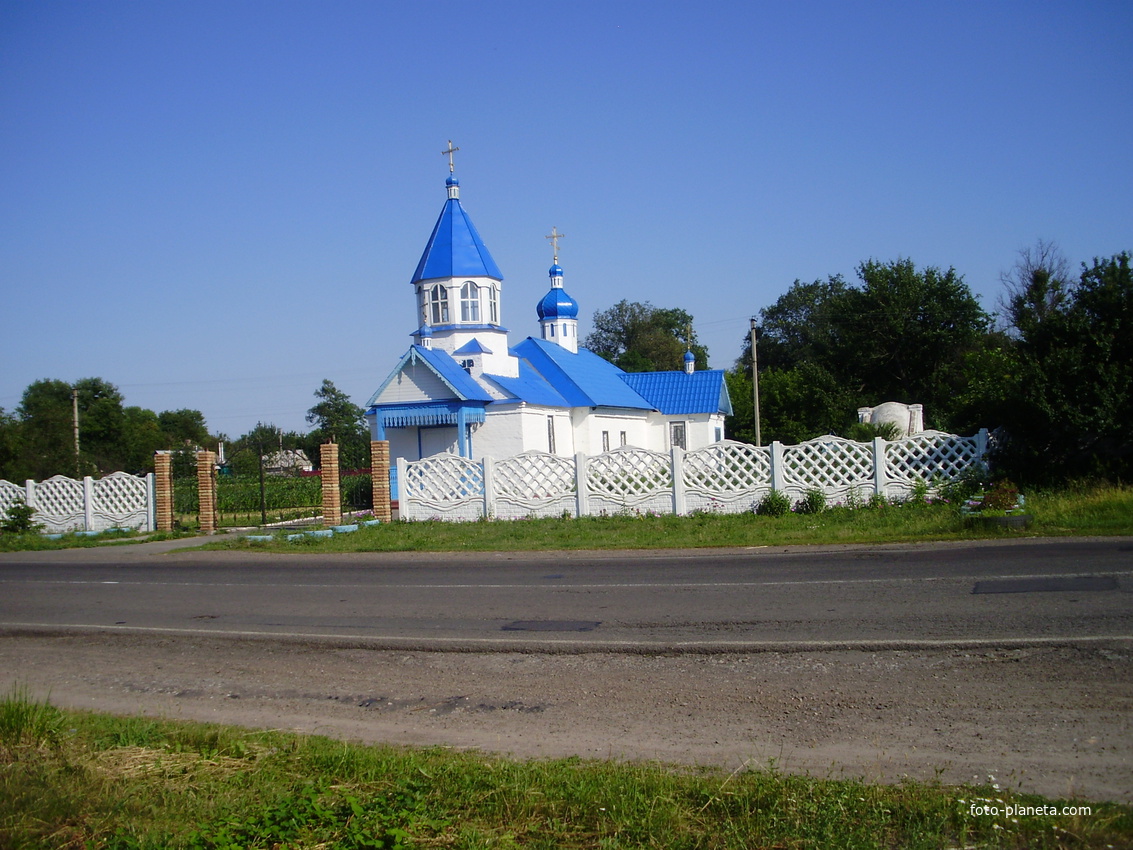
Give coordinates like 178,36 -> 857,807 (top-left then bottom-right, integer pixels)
683,441 -> 772,513
585,447 -> 673,516
396,431 -> 988,522
0,472 -> 154,533
492,452 -> 576,519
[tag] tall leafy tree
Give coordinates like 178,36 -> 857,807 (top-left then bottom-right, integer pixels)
736,260 -> 991,440
996,252 -> 1133,483
14,379 -> 79,479
305,379 -> 369,470
585,300 -> 709,372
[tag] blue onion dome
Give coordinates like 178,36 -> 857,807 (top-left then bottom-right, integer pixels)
537,288 -> 579,320
416,323 -> 433,337
446,175 -> 459,188
549,263 -> 563,277
684,350 -> 696,363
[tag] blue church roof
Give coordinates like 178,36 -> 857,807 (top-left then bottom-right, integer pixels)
512,337 -> 654,410
485,359 -> 572,408
411,185 -> 504,283
536,287 -> 579,320
620,370 -> 733,416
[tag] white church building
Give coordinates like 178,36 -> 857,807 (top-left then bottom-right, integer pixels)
365,156 -> 732,474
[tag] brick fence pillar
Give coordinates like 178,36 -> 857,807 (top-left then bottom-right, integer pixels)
196,450 -> 218,533
154,451 -> 174,531
320,442 -> 341,527
370,440 -> 391,523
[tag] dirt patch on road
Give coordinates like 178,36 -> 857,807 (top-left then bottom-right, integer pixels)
2,633 -> 1129,802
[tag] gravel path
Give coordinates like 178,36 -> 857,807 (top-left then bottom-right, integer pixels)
3,631 -> 1129,802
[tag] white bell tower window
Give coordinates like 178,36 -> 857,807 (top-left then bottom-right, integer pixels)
460,281 -> 480,322
487,285 -> 499,324
429,284 -> 449,324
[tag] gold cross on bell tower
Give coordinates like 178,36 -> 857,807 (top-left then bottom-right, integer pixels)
441,140 -> 459,173
545,226 -> 565,263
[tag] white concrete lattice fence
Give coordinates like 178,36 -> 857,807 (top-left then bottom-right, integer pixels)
396,430 -> 989,521
0,472 -> 155,533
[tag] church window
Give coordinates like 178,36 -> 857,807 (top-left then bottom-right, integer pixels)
460,358 -> 474,374
487,285 -> 499,324
461,281 -> 480,322
547,416 -> 556,453
549,324 -> 555,337
601,431 -> 610,452
429,285 -> 449,324
620,431 -> 627,447
670,422 -> 687,450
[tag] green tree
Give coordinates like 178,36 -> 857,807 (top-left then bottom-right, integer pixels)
121,406 -> 164,473
304,379 -> 369,470
585,300 -> 709,372
158,409 -> 211,447
14,379 -> 77,480
72,377 -> 127,473
996,251 -> 1133,484
0,408 -> 21,482
737,260 -> 991,437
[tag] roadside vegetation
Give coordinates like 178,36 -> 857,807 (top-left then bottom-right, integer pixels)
1,687 -> 1128,849
2,483 -> 1130,553
198,482 -> 1133,554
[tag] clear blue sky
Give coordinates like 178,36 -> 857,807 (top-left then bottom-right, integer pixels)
2,1 -> 1130,438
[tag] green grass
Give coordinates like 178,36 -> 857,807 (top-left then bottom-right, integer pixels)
204,484 -> 1133,554
1,699 -> 1128,849
0,528 -> 194,553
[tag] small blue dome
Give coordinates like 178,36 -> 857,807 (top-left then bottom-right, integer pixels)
549,264 -> 563,277
446,175 -> 459,187
537,288 -> 579,320
684,350 -> 696,362
416,324 -> 433,337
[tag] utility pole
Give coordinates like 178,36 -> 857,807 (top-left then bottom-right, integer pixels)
750,318 -> 762,446
72,387 -> 81,478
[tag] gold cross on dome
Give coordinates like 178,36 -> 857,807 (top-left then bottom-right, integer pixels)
545,226 -> 565,263
442,140 -> 459,173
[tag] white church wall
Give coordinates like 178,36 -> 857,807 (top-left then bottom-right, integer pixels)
470,408 -> 530,460
474,406 -> 575,459
420,426 -> 459,458
573,408 -> 656,454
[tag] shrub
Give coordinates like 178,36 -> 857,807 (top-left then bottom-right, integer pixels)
794,489 -> 827,514
0,499 -> 41,535
980,480 -> 1021,512
755,490 -> 791,517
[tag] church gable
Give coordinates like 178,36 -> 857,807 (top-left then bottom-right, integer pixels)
368,345 -> 493,407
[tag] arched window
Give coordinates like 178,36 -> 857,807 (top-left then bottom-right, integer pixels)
460,281 -> 480,322
429,285 -> 449,324
487,285 -> 499,324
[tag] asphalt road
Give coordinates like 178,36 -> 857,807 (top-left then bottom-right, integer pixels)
2,537 -> 1130,652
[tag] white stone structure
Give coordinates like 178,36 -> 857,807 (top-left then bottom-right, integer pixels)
857,402 -> 925,438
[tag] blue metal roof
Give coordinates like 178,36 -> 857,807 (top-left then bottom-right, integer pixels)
536,287 -> 579,320
485,359 -> 572,407
620,370 -> 733,416
411,194 -> 503,284
512,337 -> 654,409
453,338 -> 493,355
367,345 -> 494,406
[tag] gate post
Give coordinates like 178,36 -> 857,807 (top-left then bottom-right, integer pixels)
154,451 -> 174,531
320,442 -> 341,527
196,450 -> 218,533
370,440 -> 392,523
